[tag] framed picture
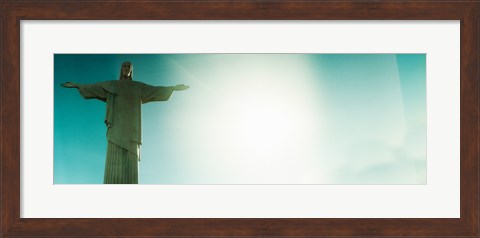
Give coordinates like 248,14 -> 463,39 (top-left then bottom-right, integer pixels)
2,1 -> 478,237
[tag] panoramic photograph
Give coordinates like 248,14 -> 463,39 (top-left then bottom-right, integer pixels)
54,54 -> 426,184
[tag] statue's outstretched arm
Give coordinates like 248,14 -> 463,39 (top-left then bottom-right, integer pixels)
61,82 -> 78,88
172,84 -> 190,91
141,83 -> 189,104
61,81 -> 108,102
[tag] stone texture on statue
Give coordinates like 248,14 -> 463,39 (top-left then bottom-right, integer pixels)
75,80 -> 174,184
77,80 -> 173,154
104,141 -> 138,184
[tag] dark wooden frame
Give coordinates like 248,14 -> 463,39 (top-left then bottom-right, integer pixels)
1,1 -> 478,237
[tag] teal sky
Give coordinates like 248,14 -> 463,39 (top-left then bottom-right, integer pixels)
54,54 -> 426,184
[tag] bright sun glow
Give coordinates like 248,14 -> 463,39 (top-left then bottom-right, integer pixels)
173,55 -> 326,183
157,54 -> 419,184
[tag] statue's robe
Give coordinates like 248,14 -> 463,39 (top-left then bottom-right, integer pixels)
76,80 -> 173,184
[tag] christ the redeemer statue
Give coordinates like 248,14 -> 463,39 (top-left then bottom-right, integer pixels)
61,61 -> 189,184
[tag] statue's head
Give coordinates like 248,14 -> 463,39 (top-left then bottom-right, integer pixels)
119,61 -> 133,80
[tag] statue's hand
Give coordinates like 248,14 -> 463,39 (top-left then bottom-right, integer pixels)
173,84 -> 189,91
61,82 -> 78,88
